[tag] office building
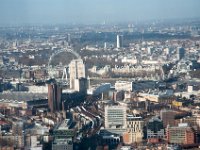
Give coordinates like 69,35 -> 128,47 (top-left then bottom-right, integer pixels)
166,123 -> 195,145
147,117 -> 165,143
48,83 -> 62,112
123,116 -> 144,144
177,47 -> 185,60
117,35 -> 123,48
104,105 -> 127,135
105,105 -> 126,128
69,59 -> 86,89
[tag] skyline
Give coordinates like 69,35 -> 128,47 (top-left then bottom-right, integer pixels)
0,0 -> 200,25
0,1 -> 200,149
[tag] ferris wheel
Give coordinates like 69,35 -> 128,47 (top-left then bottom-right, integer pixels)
48,47 -> 80,80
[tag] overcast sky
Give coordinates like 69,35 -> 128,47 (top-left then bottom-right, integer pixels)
0,0 -> 200,25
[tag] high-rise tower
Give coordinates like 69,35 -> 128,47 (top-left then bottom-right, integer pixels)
69,59 -> 86,89
48,83 -> 62,112
117,35 -> 123,48
67,34 -> 71,46
177,47 -> 185,60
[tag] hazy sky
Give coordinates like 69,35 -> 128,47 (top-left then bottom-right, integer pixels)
0,0 -> 200,25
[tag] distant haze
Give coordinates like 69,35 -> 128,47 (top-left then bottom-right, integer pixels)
0,0 -> 200,25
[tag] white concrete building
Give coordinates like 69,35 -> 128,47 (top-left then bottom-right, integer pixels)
117,35 -> 123,48
69,59 -> 86,89
105,105 -> 126,129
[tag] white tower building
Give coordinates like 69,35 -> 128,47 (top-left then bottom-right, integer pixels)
117,35 -> 123,48
69,59 -> 86,89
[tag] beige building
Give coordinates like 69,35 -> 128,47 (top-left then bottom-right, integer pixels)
166,123 -> 195,145
115,81 -> 133,92
138,90 -> 174,103
69,59 -> 85,89
123,116 -> 144,144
